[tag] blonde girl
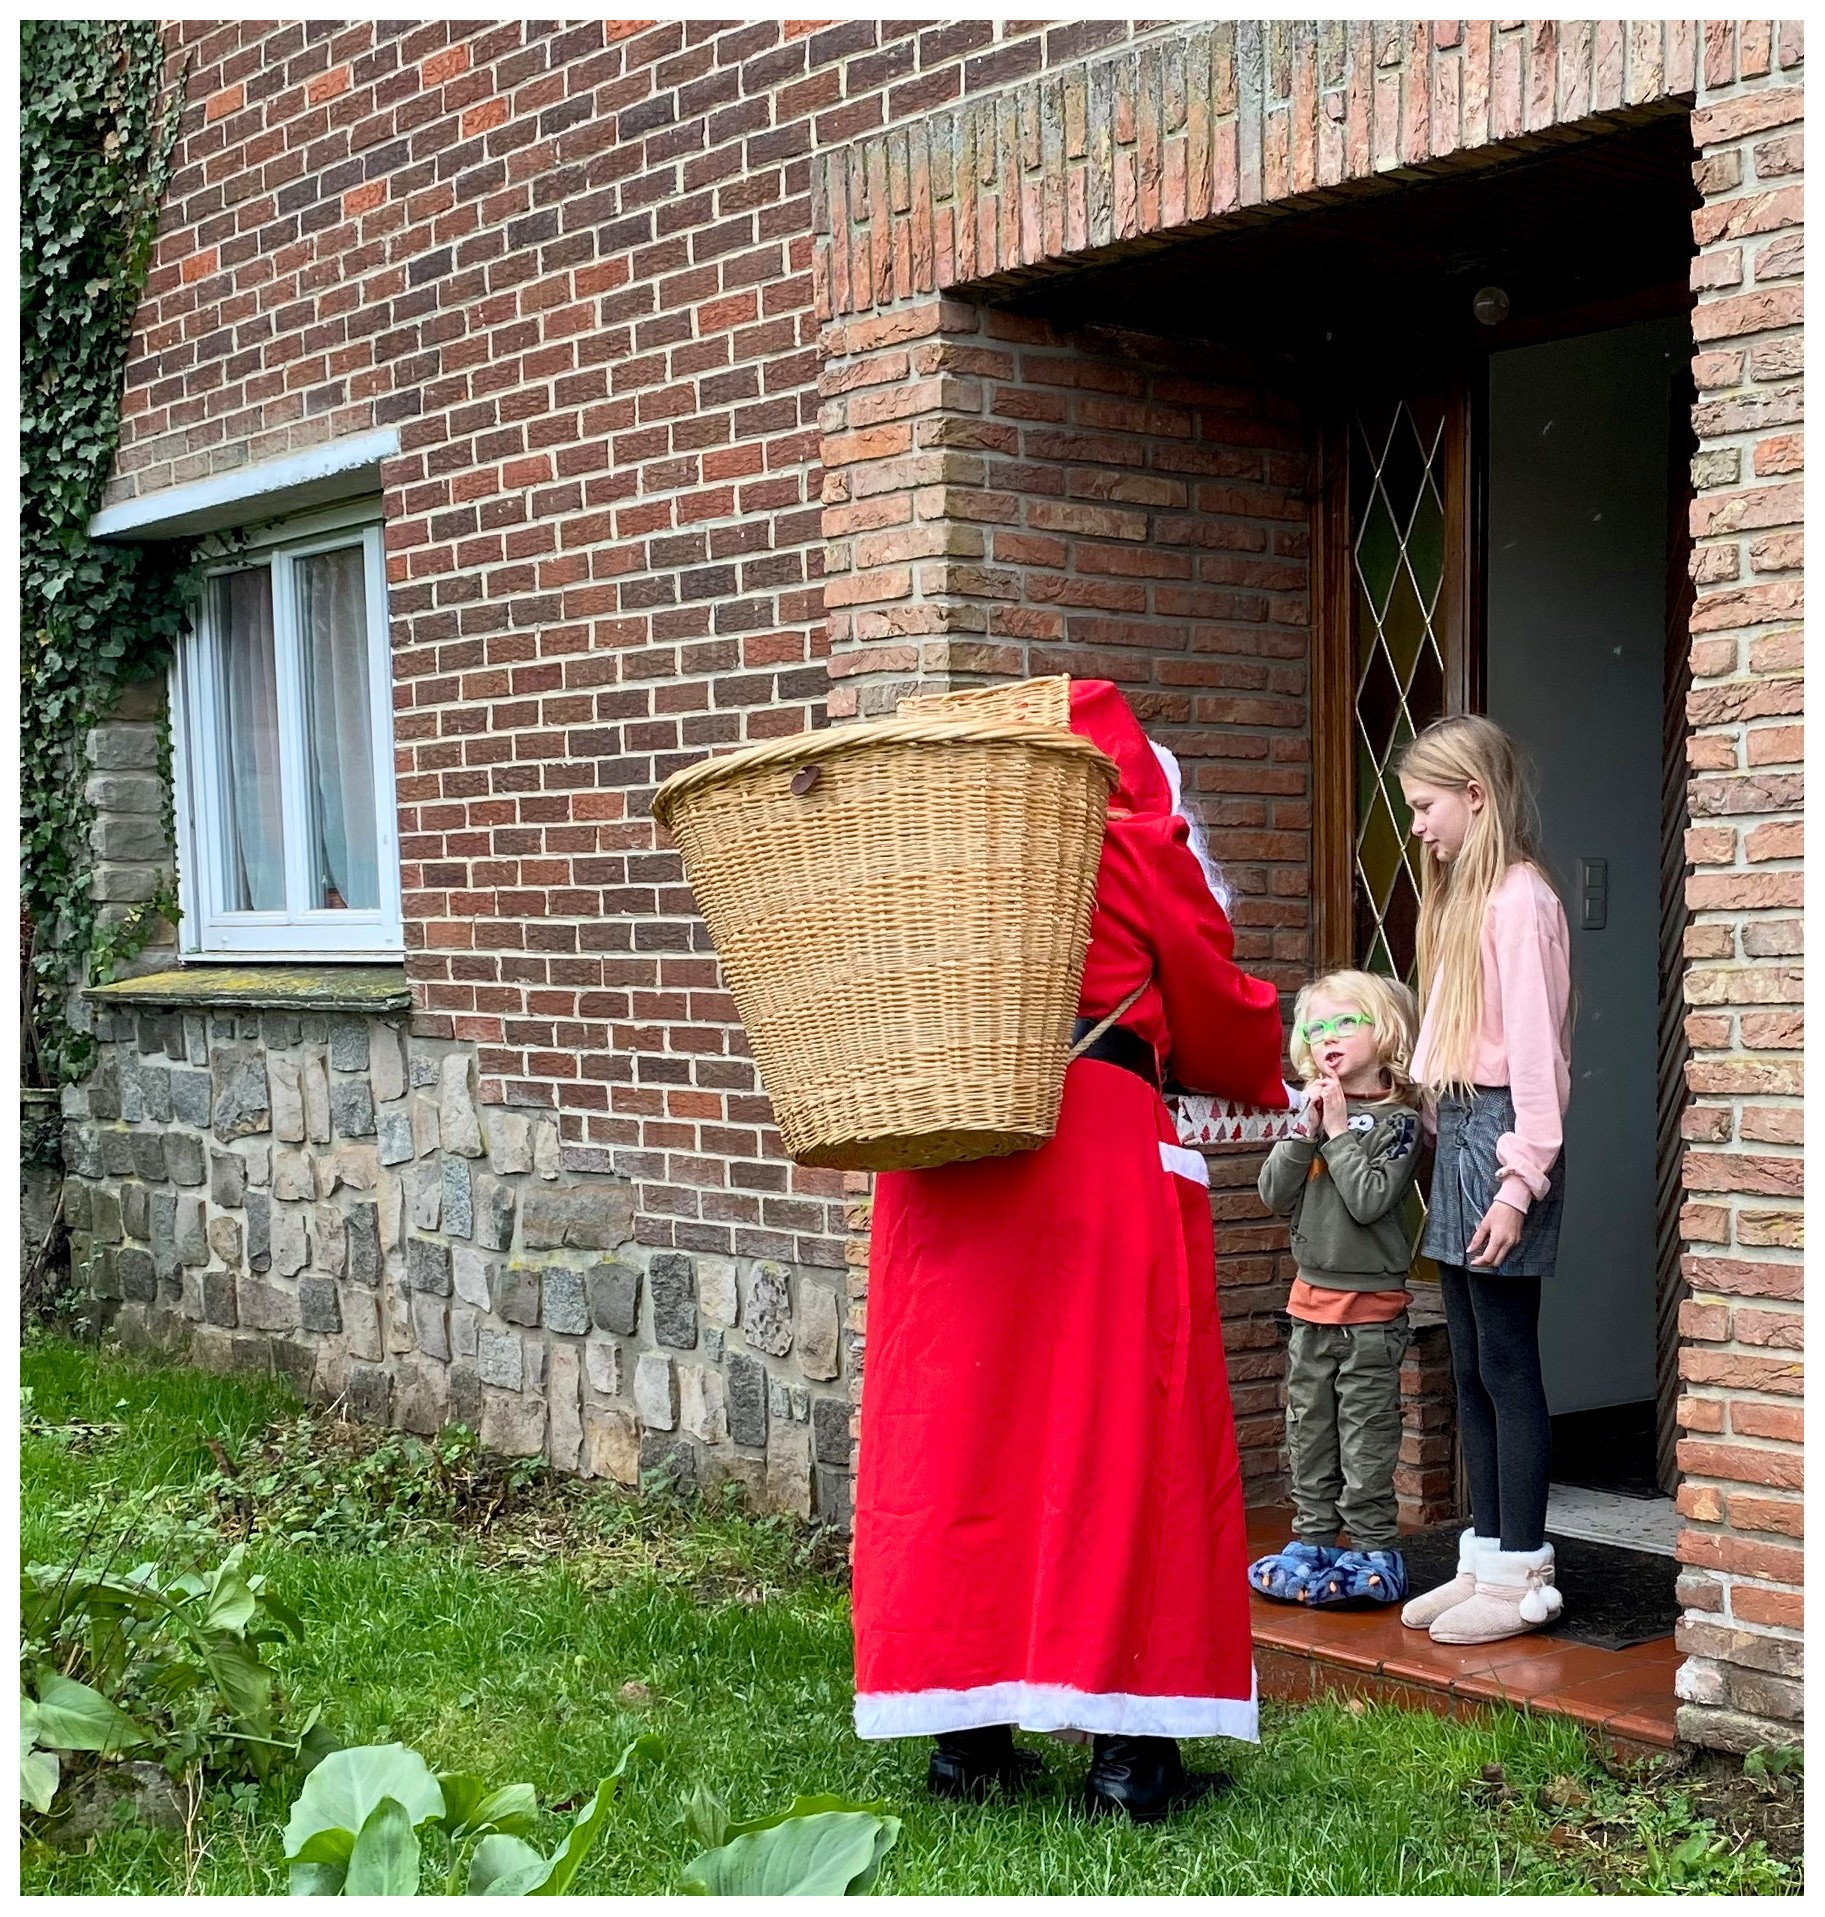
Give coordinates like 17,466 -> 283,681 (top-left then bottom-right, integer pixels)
1249,970 -> 1423,1610
1397,715 -> 1572,1647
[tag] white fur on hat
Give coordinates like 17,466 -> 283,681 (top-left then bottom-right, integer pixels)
1149,741 -> 1233,912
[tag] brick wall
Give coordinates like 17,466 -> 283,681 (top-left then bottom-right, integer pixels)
819,302 -> 1313,973
107,19 -> 1177,1277
1672,19 -> 1804,1753
814,19 -> 1703,317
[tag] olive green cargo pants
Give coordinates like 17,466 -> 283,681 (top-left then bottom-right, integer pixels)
1285,1314 -> 1410,1554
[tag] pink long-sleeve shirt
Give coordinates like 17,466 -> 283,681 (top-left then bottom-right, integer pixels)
1412,860 -> 1572,1215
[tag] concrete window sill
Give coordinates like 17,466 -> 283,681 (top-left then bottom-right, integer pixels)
84,965 -> 410,1015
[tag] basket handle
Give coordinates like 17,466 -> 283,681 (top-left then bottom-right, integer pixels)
1067,980 -> 1150,1062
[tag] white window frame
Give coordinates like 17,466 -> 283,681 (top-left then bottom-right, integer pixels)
172,501 -> 403,960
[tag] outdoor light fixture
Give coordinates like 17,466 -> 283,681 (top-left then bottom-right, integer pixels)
1473,285 -> 1512,325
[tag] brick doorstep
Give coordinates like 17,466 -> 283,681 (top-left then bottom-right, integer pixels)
1245,1507 -> 1679,1752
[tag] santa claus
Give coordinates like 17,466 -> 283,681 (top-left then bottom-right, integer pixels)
850,679 -> 1293,1821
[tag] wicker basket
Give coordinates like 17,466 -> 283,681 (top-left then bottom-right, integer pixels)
652,713 -> 1118,1171
897,674 -> 1071,729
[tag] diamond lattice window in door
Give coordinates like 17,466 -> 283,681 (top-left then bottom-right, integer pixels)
1348,395 -> 1455,1280
1350,396 -> 1451,985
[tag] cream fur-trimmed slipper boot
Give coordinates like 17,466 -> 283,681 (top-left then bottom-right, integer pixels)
1400,1528 -> 1491,1630
1428,1543 -> 1563,1645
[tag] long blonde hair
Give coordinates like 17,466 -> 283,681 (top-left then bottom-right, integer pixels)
1399,715 -> 1552,1091
1290,969 -> 1421,1105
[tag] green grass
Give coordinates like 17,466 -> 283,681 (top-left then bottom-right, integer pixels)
19,1336 -> 1800,1895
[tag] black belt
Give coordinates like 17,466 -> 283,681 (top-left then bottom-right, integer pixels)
1069,1017 -> 1160,1091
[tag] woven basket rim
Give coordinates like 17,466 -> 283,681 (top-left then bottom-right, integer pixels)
652,714 -> 1118,830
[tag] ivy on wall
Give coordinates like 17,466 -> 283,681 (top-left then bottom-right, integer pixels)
21,21 -> 199,1084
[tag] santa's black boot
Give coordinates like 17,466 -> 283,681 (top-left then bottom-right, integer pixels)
926,1725 -> 1044,1801
1083,1735 -> 1231,1822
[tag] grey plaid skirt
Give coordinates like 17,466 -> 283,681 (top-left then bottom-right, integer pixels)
1421,1086 -> 1565,1278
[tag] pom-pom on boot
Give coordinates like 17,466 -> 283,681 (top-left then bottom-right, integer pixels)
1427,1543 -> 1563,1645
1400,1527 -> 1490,1630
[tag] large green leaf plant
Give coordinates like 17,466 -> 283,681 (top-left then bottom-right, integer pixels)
279,1740 -> 902,1896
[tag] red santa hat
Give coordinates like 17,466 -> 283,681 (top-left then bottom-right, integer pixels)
1067,679 -> 1233,911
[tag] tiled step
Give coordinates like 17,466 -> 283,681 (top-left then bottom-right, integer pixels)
1245,1508 -> 1680,1756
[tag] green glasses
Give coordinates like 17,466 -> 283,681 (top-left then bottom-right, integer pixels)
1297,1013 -> 1376,1043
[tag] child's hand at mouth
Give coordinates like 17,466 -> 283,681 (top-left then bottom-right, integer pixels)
1311,1074 -> 1350,1139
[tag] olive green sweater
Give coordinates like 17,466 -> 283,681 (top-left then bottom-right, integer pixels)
1257,1098 -> 1423,1291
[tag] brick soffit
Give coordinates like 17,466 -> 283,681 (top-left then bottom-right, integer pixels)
811,19 -> 1705,318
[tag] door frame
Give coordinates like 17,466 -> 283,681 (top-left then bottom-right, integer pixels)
1310,286 -> 1697,1495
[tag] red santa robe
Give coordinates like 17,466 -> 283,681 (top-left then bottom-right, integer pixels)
851,680 -> 1291,1742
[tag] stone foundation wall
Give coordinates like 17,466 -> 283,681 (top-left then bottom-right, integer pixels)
64,1001 -> 854,1524
84,678 -> 179,977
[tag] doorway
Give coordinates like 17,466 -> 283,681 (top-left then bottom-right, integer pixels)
1315,311 -> 1695,1542
1483,317 -> 1691,1523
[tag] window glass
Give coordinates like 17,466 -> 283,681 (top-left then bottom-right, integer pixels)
297,545 -> 379,910
212,568 -> 285,912
180,511 -> 398,957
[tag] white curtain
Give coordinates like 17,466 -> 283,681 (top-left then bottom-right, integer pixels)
298,546 -> 378,911
218,570 -> 285,911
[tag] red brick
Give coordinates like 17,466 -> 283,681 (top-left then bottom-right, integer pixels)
1735,1207 -> 1803,1249
1682,1150 -> 1802,1198
1683,1255 -> 1803,1301
1690,85 -> 1805,145
1745,819 -> 1802,862
1677,1439 -> 1802,1490
306,64 -> 351,104
1753,433 -> 1804,475
1731,1305 -> 1803,1350
1677,1394 -> 1726,1433
1732,1401 -> 1804,1444
1727,1492 -> 1804,1538
1677,1298 -> 1728,1341
1679,1480 -> 1724,1523
421,43 -> 470,86
1738,1103 -> 1801,1144
1677,1347 -> 1803,1395
1729,1585 -> 1802,1629
1677,1529 -> 1804,1585
1745,721 -> 1802,764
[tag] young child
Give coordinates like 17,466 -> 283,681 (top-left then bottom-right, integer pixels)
1396,714 -> 1572,1646
1248,970 -> 1423,1609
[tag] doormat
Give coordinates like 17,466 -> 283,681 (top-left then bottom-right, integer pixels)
1400,1526 -> 1677,1652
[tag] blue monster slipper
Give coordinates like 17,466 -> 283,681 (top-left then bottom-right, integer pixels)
1307,1548 -> 1409,1608
1247,1541 -> 1342,1604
